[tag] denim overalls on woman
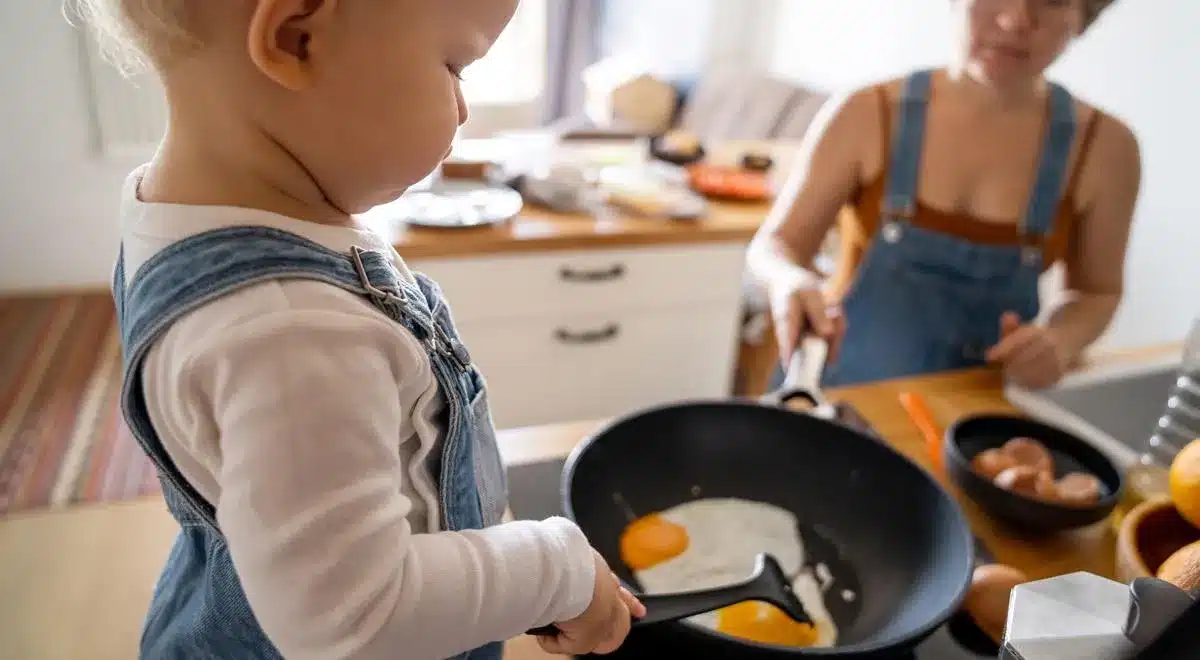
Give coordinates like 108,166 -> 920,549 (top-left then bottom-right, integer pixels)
815,69 -> 1077,388
113,226 -> 508,660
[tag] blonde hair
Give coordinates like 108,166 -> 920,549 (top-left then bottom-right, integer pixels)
66,0 -> 199,74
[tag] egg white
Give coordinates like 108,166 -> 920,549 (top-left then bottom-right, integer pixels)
630,498 -> 838,647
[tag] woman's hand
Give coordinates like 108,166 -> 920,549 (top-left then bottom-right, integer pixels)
768,279 -> 846,366
986,312 -> 1069,389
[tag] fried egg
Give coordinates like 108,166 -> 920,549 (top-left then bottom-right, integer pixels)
619,498 -> 838,648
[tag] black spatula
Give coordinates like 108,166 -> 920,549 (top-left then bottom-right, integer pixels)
528,553 -> 810,637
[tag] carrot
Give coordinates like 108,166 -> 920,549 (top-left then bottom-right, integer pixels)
899,391 -> 944,473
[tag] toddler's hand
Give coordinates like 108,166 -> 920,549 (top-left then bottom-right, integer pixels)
535,550 -> 646,656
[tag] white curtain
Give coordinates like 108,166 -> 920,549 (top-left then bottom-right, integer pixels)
542,0 -> 606,123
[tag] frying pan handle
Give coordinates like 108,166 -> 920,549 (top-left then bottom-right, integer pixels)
766,338 -> 833,416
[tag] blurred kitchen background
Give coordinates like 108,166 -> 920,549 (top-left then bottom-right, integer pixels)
1,0 -> 1195,351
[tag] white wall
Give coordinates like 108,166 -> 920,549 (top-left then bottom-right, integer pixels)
768,0 -> 1199,351
0,1 -> 143,292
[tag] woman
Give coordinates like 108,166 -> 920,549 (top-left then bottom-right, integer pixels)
749,0 -> 1141,390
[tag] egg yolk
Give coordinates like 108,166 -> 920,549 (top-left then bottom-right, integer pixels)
619,514 -> 689,570
716,601 -> 818,647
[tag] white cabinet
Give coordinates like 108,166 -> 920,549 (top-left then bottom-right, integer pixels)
411,243 -> 747,429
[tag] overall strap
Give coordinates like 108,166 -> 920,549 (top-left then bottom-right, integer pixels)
117,226 -> 435,528
882,69 -> 935,220
112,245 -> 128,331
1022,83 -> 1077,238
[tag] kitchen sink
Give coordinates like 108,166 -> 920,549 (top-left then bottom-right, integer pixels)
1005,350 -> 1183,468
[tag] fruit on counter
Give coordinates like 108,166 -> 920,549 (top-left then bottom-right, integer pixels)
1168,439 -> 1200,529
1156,539 -> 1200,592
964,564 -> 1029,644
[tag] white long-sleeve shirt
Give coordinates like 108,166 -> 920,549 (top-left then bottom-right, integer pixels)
119,171 -> 596,659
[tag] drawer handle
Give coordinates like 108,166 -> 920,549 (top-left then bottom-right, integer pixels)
559,264 -> 626,283
554,324 -> 620,345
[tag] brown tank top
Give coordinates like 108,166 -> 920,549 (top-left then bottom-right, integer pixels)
827,85 -> 1102,303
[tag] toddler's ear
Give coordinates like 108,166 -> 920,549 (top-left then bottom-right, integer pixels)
247,0 -> 340,90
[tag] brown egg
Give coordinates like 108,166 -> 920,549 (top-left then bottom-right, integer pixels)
1055,472 -> 1104,507
1034,471 -> 1062,503
973,448 -> 1019,480
964,564 -> 1029,644
1157,539 -> 1200,592
994,466 -> 1043,496
1002,437 -> 1055,474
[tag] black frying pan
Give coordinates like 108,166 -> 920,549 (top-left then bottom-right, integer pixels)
557,343 -> 976,657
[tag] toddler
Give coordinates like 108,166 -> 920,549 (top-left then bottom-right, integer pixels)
78,0 -> 643,658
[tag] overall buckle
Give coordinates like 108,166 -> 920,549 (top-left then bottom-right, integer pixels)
350,246 -> 404,303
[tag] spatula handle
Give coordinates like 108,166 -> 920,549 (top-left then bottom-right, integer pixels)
526,583 -> 772,638
527,555 -> 811,637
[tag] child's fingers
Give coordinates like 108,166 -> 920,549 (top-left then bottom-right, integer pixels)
591,597 -> 632,655
619,586 -> 646,618
535,632 -> 579,656
534,633 -> 565,654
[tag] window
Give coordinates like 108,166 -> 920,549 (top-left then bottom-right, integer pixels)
456,0 -> 548,138
600,0 -> 717,79
460,0 -> 547,106
599,0 -> 779,80
81,0 -> 776,150
81,2 -> 551,152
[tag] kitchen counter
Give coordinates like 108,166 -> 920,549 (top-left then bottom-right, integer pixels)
389,199 -> 770,261
0,363 -> 1159,660
381,138 -> 779,430
497,367 -> 1119,660
384,136 -> 787,261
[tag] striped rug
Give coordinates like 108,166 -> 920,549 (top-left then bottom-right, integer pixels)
0,293 -> 159,515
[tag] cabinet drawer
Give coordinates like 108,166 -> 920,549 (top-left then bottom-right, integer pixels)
411,243 -> 746,323
458,304 -> 741,429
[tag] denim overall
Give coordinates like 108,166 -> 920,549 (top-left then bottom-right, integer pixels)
816,70 -> 1077,388
113,226 -> 508,660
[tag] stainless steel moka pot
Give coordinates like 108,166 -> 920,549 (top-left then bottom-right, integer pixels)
1001,572 -> 1198,659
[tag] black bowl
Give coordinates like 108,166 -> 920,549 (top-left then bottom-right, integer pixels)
648,134 -> 706,166
944,414 -> 1124,534
741,152 -> 775,172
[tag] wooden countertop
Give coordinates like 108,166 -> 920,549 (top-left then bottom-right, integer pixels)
6,350 -> 1173,660
385,136 -> 792,261
390,199 -> 770,261
498,367 -> 1120,660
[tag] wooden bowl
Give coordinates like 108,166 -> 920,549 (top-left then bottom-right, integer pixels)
1116,496 -> 1200,584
